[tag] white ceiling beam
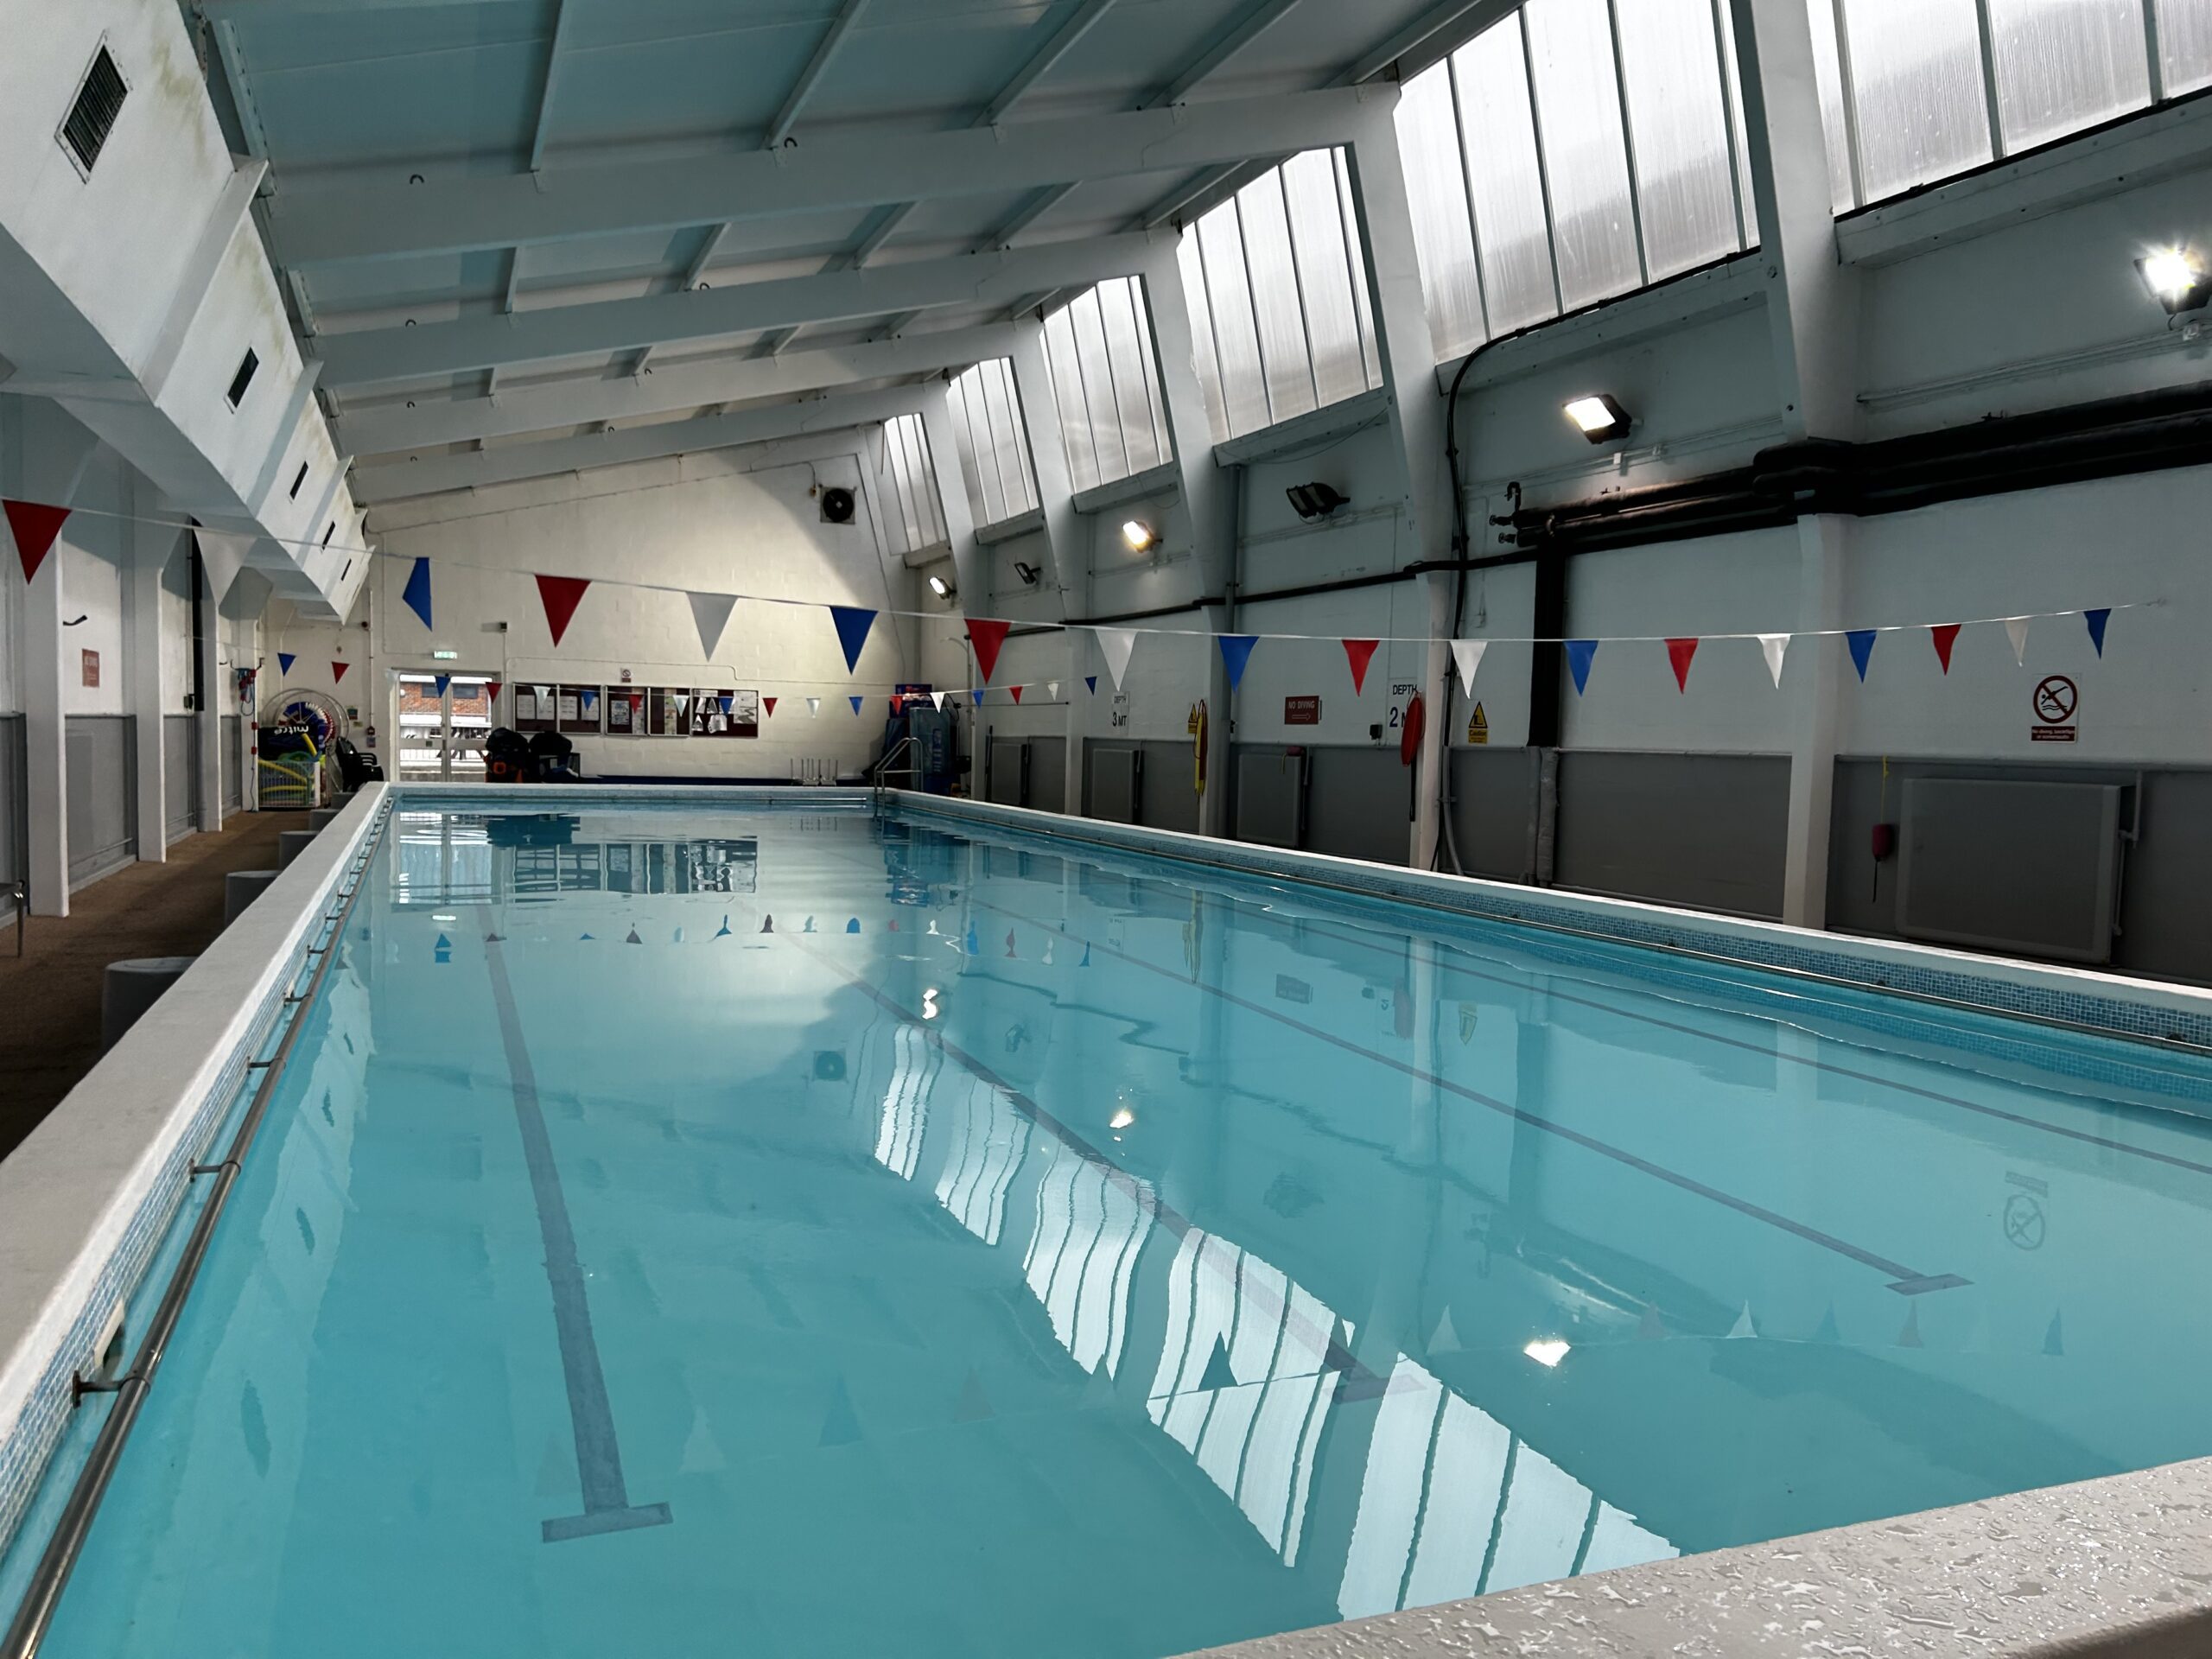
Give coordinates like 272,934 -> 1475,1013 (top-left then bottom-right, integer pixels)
265,83 -> 1390,270
526,0 -> 578,172
1133,0 -> 1518,231
1144,0 -> 1309,108
982,0 -> 1121,124
350,384 -> 934,503
766,0 -> 872,148
315,232 -> 1161,386
338,322 -> 1020,453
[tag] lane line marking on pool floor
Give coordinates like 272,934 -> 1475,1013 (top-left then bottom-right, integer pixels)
963,897 -> 1961,1297
480,914 -> 675,1543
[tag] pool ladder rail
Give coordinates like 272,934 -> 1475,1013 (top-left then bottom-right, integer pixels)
870,734 -> 920,810
0,825 -> 383,1659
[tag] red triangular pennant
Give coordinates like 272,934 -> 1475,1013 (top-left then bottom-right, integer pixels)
967,618 -> 1012,683
1342,639 -> 1379,695
1009,684 -> 1024,704
3,501 -> 70,585
1665,637 -> 1699,693
537,574 -> 591,647
763,696 -> 778,716
486,680 -> 503,705
333,660 -> 351,683
1929,623 -> 1961,674
889,694 -> 905,715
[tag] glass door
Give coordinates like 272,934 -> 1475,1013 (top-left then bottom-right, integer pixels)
397,673 -> 497,781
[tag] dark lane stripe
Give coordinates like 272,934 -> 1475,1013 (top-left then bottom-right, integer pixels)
965,897 -> 1951,1293
480,918 -> 673,1543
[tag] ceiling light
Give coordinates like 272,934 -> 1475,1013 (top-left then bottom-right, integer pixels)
1122,519 -> 1157,553
927,573 -> 955,600
1564,395 -> 1631,445
1522,1338 -> 1571,1368
2139,246 -> 2211,315
1287,483 -> 1349,520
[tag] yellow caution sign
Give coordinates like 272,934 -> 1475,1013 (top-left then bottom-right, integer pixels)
1466,702 -> 1490,745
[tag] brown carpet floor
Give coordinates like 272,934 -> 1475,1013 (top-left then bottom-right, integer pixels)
0,811 -> 308,1163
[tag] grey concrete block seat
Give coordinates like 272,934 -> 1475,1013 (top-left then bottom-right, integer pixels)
224,869 -> 279,928
276,830 -> 319,869
101,957 -> 197,1052
308,808 -> 343,830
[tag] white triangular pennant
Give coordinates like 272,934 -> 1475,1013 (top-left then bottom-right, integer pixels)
688,590 -> 737,659
671,693 -> 690,716
1758,633 -> 1789,687
1095,627 -> 1137,691
1449,639 -> 1486,697
195,530 -> 257,603
1046,680 -> 1059,702
805,696 -> 821,716
2005,616 -> 2031,666
1429,1308 -> 1462,1354
929,691 -> 945,711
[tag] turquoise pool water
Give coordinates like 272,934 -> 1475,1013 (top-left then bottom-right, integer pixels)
12,798 -> 2212,1658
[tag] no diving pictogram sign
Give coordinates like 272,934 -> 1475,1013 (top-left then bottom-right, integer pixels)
2032,674 -> 2078,742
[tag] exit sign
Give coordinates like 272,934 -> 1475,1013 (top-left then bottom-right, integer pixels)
1284,695 -> 1321,725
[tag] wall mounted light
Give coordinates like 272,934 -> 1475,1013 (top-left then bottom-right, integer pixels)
1122,519 -> 1157,553
1287,483 -> 1349,520
2138,246 -> 2211,315
1012,561 -> 1041,587
1564,394 -> 1632,445
927,573 -> 956,600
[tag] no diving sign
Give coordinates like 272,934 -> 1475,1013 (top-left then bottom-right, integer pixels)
2031,674 -> 2078,742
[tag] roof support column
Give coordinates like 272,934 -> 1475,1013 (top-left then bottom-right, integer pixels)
1344,115 -> 1453,870
1006,321 -> 1091,816
3,404 -> 104,917
1135,241 -> 1237,837
1730,0 -> 1861,926
126,499 -> 184,862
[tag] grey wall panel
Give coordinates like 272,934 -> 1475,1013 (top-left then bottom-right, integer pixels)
1829,758 -> 2212,984
66,715 -> 136,888
164,715 -> 199,842
1234,745 -> 1410,865
222,715 -> 244,810
1554,750 -> 1789,918
1089,747 -> 1142,823
1234,747 -> 1309,849
1447,748 -> 1544,880
986,737 -> 1028,806
1097,740 -> 1201,836
1027,736 -> 1066,817
0,718 -> 23,908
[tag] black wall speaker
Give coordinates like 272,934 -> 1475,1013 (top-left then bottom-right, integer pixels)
821,486 -> 856,524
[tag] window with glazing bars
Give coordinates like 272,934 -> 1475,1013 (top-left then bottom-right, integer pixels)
944,360 -> 1041,527
1040,277 -> 1177,493
1176,149 -> 1386,446
1810,0 -> 2212,212
879,414 -> 947,556
1395,0 -> 1757,364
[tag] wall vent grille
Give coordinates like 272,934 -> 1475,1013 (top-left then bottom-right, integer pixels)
60,46 -> 127,175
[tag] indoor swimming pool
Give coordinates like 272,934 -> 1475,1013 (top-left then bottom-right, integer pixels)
10,794 -> 2212,1659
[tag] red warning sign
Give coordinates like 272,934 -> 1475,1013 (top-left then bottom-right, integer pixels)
1284,696 -> 1321,726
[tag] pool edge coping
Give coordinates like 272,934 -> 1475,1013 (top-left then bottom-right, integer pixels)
0,785 -> 390,1567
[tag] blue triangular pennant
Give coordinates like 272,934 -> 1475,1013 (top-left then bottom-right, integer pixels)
433,933 -> 451,951
1085,676 -> 1097,695
2084,608 -> 2110,656
760,916 -> 774,933
1217,634 -> 1258,691
433,673 -> 450,697
964,925 -> 980,956
829,606 -> 876,673
1198,1337 -> 1238,1394
970,688 -> 985,707
849,695 -> 864,715
1565,639 -> 1599,696
579,932 -> 594,941
845,918 -> 861,933
625,927 -> 643,944
715,915 -> 732,938
581,689 -> 597,712
402,557 -> 433,629
1847,629 -> 1878,681
277,652 -> 296,675
719,694 -> 733,714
